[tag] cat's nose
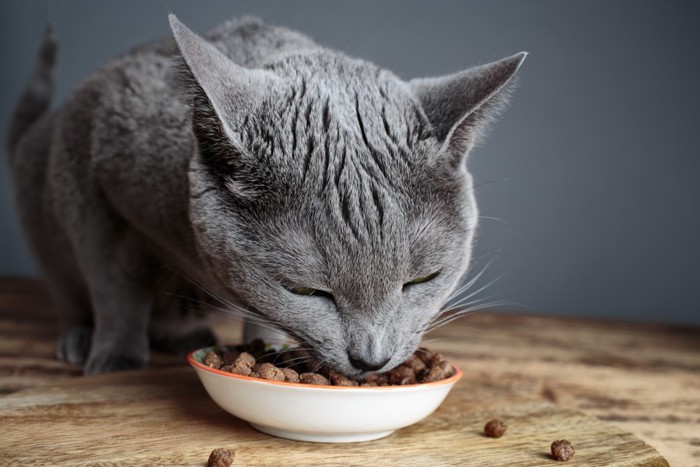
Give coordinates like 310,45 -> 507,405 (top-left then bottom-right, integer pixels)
348,353 -> 391,372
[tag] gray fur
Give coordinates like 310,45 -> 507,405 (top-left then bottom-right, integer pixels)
8,15 -> 525,375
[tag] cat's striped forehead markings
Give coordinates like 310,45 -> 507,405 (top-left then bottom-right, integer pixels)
230,53 -> 438,249
294,86 -> 404,244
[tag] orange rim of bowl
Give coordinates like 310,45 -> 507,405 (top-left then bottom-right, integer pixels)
187,348 -> 463,390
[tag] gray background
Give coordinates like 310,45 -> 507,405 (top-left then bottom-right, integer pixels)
1,1 -> 699,324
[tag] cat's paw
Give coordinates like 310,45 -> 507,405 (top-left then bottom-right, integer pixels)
84,352 -> 147,375
150,327 -> 218,355
56,326 -> 92,365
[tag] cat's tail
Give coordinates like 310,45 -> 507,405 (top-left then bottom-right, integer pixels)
7,24 -> 58,154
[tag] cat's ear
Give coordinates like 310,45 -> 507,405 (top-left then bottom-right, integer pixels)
169,14 -> 278,196
410,52 -> 526,169
169,14 -> 277,131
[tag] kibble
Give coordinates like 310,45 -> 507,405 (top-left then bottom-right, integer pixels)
417,348 -> 444,367
403,354 -> 427,373
421,365 -> 448,383
224,363 -> 251,376
363,371 -> 390,386
300,372 -> 330,385
207,447 -> 235,467
550,439 -> 575,461
483,419 -> 508,438
255,363 -> 286,381
329,370 -> 359,386
200,341 -> 456,387
234,352 -> 256,369
203,351 -> 223,369
438,360 -> 454,374
280,367 -> 300,383
388,365 -> 416,385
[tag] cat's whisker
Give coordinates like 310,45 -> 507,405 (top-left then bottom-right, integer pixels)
433,300 -> 504,329
200,303 -> 280,331
444,272 -> 505,313
436,296 -> 509,321
444,256 -> 497,305
443,259 -> 494,305
438,280 -> 500,331
169,298 -> 268,328
420,337 -> 451,345
268,345 -> 312,356
280,356 -> 315,368
176,273 -> 305,340
432,291 -> 508,327
426,300 -> 512,333
419,334 -> 483,349
443,292 -> 502,312
464,178 -> 511,196
163,291 -> 304,350
309,358 -> 329,374
478,215 -> 510,225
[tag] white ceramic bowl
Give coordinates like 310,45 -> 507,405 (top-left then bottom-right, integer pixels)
188,346 -> 462,443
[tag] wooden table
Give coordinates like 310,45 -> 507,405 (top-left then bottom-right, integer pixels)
1,278 -> 698,465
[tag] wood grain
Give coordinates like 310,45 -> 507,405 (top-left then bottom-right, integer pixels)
0,367 -> 667,466
1,278 -> 695,465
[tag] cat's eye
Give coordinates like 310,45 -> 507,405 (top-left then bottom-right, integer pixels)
289,287 -> 335,301
403,271 -> 440,290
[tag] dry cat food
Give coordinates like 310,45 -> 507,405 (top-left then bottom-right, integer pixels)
483,419 -> 508,438
550,439 -> 575,461
201,340 -> 456,386
207,447 -> 235,467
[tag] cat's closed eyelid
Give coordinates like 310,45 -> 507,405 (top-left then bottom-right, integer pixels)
287,286 -> 335,301
402,271 -> 441,290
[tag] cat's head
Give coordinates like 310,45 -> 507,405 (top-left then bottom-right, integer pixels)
170,15 -> 525,376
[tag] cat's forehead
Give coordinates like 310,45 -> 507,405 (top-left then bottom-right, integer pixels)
228,52 -> 459,270
264,52 -> 422,118
232,53 -> 439,193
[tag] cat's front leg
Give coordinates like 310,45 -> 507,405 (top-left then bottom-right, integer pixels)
78,230 -> 157,375
84,281 -> 152,375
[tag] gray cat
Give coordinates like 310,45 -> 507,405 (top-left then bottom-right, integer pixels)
7,15 -> 525,375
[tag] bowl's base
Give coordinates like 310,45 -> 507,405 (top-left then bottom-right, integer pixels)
249,423 -> 395,443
